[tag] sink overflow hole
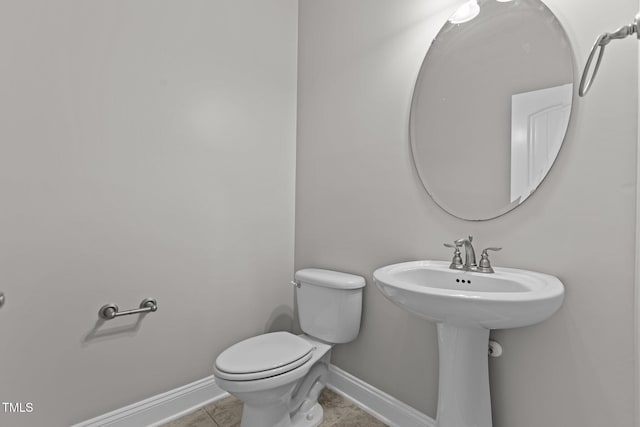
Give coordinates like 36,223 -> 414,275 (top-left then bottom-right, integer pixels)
455,279 -> 471,284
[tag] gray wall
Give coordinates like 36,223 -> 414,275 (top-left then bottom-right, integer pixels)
296,0 -> 637,426
0,1 -> 297,426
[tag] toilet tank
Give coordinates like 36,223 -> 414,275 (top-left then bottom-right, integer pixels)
295,268 -> 365,344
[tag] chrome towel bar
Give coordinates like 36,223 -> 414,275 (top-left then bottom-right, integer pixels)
99,298 -> 157,320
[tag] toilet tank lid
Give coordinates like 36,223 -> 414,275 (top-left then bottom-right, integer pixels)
295,268 -> 365,290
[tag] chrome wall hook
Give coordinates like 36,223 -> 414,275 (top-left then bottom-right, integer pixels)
99,298 -> 157,320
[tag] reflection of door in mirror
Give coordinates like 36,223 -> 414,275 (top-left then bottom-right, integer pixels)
510,83 -> 572,203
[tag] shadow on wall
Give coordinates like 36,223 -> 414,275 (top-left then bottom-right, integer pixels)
264,305 -> 295,333
82,315 -> 148,346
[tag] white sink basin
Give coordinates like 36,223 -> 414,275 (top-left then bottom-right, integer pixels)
373,260 -> 564,427
373,260 -> 564,329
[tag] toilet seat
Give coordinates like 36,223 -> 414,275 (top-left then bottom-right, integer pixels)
214,332 -> 314,381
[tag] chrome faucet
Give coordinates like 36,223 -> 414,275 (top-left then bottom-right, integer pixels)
443,236 -> 502,273
455,236 -> 477,270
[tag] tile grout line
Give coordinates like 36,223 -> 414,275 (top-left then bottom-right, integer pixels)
204,409 -> 221,427
201,401 -> 222,427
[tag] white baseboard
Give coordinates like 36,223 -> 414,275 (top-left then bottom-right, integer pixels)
71,376 -> 228,427
327,364 -> 436,427
73,365 -> 434,427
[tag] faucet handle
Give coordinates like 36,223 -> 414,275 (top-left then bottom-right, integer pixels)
478,247 -> 502,273
444,242 -> 464,270
481,247 -> 502,255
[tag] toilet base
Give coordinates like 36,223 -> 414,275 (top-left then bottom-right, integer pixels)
291,402 -> 323,427
240,400 -> 291,427
240,398 -> 324,427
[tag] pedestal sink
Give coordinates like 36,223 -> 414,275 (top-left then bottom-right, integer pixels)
373,260 -> 564,427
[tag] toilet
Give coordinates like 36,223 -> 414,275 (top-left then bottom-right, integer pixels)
213,268 -> 365,427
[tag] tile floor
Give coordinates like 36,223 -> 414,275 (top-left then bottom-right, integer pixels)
161,388 -> 388,427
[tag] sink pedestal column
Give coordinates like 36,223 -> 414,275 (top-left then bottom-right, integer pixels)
436,323 -> 492,427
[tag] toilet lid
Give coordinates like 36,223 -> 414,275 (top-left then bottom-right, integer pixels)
215,332 -> 313,376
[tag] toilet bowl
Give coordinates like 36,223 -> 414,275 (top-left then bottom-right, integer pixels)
213,269 -> 365,427
215,333 -> 331,427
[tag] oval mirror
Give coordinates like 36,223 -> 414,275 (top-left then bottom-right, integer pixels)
410,0 -> 574,220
